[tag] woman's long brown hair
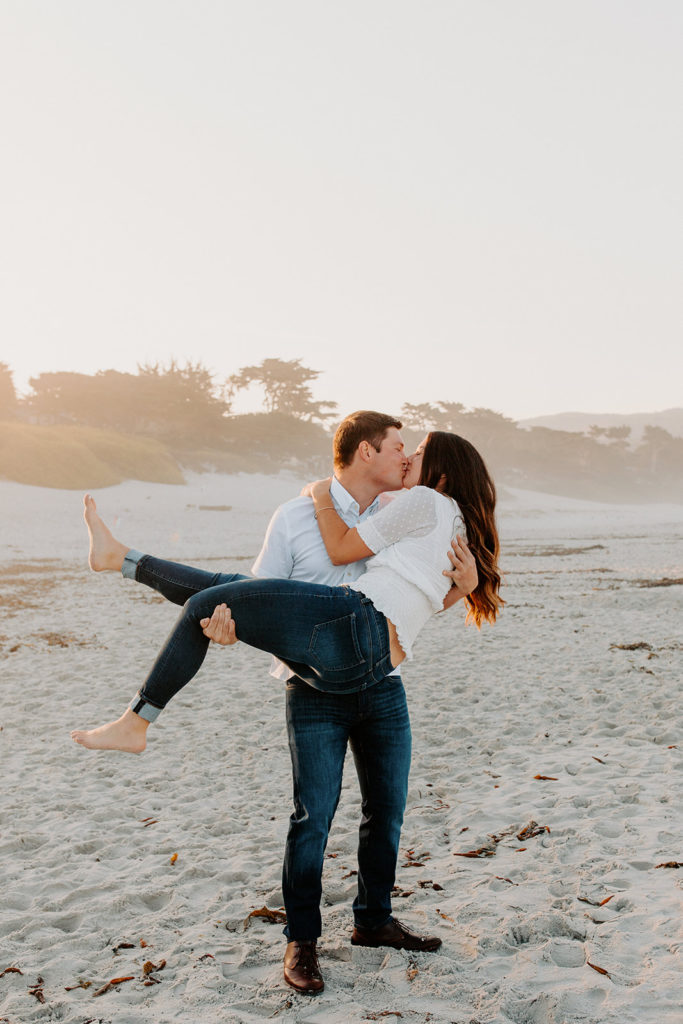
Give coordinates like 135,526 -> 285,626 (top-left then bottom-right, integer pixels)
419,431 -> 503,627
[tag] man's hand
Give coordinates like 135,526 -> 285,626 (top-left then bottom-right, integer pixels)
200,603 -> 238,645
441,535 -> 478,609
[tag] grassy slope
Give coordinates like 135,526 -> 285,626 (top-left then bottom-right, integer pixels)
0,423 -> 185,489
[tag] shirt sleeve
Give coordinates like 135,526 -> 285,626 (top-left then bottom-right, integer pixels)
356,487 -> 438,554
252,505 -> 294,579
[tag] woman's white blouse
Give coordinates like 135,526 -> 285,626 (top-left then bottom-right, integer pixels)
348,486 -> 465,659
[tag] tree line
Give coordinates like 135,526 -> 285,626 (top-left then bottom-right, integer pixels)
0,361 -> 681,500
398,401 -> 683,502
0,358 -> 338,471
0,358 -> 335,439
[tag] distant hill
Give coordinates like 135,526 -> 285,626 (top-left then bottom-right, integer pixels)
0,423 -> 185,489
0,414 -> 332,489
517,408 -> 683,442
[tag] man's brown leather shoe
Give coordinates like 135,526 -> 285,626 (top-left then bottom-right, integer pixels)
283,940 -> 324,994
351,916 -> 442,952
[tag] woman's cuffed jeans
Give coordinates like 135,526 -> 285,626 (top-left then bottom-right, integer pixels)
125,553 -> 394,715
123,553 -> 251,720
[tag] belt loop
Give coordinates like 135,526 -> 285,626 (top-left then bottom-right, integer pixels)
358,597 -> 374,686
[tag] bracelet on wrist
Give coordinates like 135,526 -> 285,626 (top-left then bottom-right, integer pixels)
314,506 -> 336,520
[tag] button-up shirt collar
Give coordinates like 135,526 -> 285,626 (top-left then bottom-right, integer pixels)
330,476 -> 380,525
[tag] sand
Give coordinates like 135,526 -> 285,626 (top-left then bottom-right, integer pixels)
0,473 -> 681,1024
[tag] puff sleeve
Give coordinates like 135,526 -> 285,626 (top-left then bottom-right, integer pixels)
356,487 -> 438,554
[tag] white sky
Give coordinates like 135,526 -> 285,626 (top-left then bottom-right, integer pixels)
1,0 -> 681,420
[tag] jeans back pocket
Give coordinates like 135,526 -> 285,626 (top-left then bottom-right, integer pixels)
308,613 -> 366,673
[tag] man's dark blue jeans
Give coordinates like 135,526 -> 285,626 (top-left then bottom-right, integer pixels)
124,552 -> 411,940
283,674 -> 411,940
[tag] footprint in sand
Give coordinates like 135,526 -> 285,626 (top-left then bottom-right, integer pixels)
140,890 -> 173,912
51,913 -> 83,934
547,937 -> 586,967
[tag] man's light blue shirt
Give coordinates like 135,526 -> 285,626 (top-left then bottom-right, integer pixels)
252,477 -> 397,680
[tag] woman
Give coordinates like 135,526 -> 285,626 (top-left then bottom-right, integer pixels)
72,432 -> 503,753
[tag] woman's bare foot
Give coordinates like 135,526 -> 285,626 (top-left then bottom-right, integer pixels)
83,494 -> 129,572
71,708 -> 149,753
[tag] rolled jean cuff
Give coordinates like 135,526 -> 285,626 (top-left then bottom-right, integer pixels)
129,692 -> 163,723
122,549 -> 144,580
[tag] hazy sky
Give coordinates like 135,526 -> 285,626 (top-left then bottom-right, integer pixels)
2,1 -> 681,420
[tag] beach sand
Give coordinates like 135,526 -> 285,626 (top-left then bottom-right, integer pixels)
1,474 -> 681,1024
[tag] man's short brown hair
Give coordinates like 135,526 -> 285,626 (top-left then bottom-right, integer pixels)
333,411 -> 403,470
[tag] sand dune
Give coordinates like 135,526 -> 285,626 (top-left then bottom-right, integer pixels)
1,474 -> 681,1023
0,422 -> 185,489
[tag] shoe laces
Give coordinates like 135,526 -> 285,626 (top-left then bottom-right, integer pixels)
295,942 -> 320,976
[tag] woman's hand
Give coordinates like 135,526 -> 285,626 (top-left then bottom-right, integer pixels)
301,477 -> 333,501
442,535 -> 478,599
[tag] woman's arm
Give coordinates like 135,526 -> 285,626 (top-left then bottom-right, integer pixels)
310,479 -> 374,565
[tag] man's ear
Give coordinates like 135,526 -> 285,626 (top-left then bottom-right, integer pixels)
358,441 -> 372,463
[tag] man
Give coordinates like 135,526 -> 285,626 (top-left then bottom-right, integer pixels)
205,411 -> 477,994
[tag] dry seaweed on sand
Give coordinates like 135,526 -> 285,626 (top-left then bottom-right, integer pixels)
92,975 -> 135,997
28,976 -> 46,1003
392,886 -> 415,897
401,846 -> 431,867
142,959 -> 166,976
0,559 -> 63,575
455,821 -> 550,857
610,641 -> 653,651
454,843 -> 497,858
6,630 -> 100,650
516,821 -> 550,841
243,906 -> 287,929
578,894 -> 615,906
112,941 -> 136,954
142,959 -> 166,985
634,577 -> 683,588
587,961 -> 611,979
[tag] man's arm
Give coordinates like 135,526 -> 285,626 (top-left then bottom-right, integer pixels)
441,535 -> 478,611
252,505 -> 295,579
203,504 -> 294,645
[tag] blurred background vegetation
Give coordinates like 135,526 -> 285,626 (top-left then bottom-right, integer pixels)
0,360 -> 681,501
